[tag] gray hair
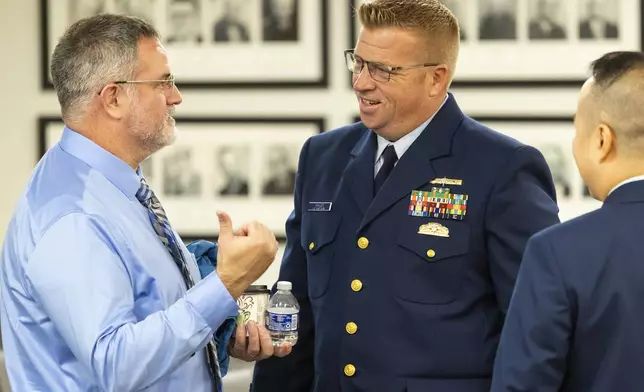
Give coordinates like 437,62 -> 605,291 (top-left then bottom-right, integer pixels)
50,13 -> 160,122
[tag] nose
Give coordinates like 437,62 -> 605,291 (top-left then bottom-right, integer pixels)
352,66 -> 376,93
167,85 -> 183,106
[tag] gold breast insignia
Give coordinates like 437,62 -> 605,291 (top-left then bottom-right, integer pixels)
430,177 -> 463,186
418,222 -> 450,238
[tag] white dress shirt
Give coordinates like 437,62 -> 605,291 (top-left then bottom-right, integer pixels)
374,94 -> 449,177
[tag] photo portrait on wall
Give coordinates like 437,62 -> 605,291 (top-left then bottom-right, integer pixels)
348,0 -> 641,86
43,0 -> 329,88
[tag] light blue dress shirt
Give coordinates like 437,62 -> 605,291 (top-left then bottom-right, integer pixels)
0,126 -> 239,391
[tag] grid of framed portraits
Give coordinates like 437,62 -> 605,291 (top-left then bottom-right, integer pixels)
38,116 -> 324,237
40,0 -> 329,89
349,0 -> 643,86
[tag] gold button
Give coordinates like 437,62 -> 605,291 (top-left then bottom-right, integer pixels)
308,242 -> 315,250
357,237 -> 369,249
351,279 -> 363,292
344,364 -> 356,377
427,249 -> 436,258
346,322 -> 358,334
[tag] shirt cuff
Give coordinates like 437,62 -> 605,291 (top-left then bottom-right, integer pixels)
185,272 -> 239,332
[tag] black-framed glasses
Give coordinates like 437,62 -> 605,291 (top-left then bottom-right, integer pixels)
344,49 -> 439,82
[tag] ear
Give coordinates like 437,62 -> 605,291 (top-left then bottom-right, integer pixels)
596,123 -> 615,162
98,84 -> 126,120
426,65 -> 449,97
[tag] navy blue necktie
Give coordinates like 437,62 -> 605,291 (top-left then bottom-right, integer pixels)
135,177 -> 222,392
374,145 -> 398,195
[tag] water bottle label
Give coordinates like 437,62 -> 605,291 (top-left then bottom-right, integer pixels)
266,311 -> 298,332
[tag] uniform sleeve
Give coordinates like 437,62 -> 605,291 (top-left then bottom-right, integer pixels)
491,233 -> 572,391
485,145 -> 560,312
251,138 -> 315,392
24,212 -> 238,392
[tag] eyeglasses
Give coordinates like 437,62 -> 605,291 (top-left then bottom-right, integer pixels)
107,75 -> 177,95
344,49 -> 439,83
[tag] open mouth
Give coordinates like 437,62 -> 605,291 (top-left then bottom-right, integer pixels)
359,97 -> 380,106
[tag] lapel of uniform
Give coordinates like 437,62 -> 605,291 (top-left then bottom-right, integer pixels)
344,128 -> 378,217
358,95 -> 464,232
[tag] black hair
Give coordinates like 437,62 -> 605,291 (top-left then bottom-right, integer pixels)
590,51 -> 644,89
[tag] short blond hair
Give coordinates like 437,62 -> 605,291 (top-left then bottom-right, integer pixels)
357,0 -> 460,78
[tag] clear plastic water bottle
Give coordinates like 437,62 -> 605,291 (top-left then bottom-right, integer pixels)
265,281 -> 299,346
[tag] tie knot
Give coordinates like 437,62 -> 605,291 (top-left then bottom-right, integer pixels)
382,144 -> 397,163
135,177 -> 153,203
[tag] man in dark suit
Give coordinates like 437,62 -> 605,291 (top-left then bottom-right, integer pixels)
262,0 -> 298,41
213,0 -> 250,42
262,145 -> 296,195
529,0 -> 566,40
491,51 -> 644,392
478,0 -> 517,40
251,1 -> 559,391
579,0 -> 618,39
217,146 -> 249,196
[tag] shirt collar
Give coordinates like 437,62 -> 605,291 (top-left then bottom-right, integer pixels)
375,94 -> 449,163
58,126 -> 142,199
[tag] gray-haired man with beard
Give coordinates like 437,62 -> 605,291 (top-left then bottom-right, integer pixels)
0,13 -> 289,392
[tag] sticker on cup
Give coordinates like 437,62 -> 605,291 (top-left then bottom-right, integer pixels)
236,285 -> 270,326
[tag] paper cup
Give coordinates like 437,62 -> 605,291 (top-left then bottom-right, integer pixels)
236,285 -> 270,326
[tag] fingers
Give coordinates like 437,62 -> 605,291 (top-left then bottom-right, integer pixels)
257,325 -> 275,359
232,323 -> 247,357
246,321 -> 261,358
245,222 -> 278,253
216,211 -> 233,240
234,224 -> 250,236
229,322 -> 291,361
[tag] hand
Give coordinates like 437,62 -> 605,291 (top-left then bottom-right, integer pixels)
228,320 -> 292,362
235,225 -> 278,250
216,211 -> 278,299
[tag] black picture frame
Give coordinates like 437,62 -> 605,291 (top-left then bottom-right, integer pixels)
38,116 -> 325,237
348,0 -> 644,87
40,0 -> 329,90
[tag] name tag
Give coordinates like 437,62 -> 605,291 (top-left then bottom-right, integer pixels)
308,202 -> 332,212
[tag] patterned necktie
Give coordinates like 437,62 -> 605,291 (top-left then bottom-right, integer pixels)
374,144 -> 398,195
135,177 -> 222,392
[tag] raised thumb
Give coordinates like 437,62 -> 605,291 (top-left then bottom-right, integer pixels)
217,210 -> 233,239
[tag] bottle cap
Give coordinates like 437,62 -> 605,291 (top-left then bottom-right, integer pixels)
277,281 -> 292,291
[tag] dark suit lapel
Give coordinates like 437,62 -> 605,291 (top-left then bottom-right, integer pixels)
358,95 -> 465,232
344,128 -> 378,217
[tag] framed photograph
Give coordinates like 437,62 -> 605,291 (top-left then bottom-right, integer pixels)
40,0 -> 329,89
38,116 -> 325,237
348,0 -> 643,87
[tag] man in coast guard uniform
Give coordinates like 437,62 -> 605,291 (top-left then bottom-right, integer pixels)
252,1 -> 560,391
491,51 -> 644,392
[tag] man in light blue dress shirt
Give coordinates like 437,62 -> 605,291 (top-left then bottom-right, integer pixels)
0,14 -> 289,391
